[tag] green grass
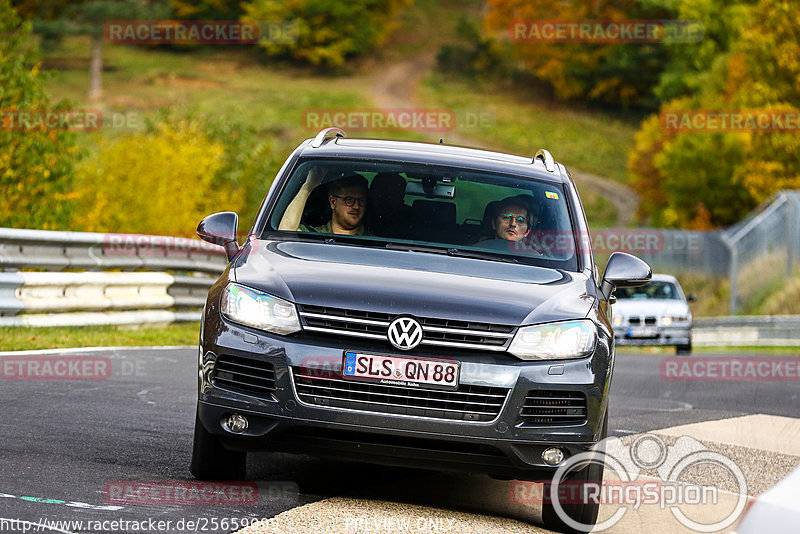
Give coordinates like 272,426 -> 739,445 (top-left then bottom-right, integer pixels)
43,37 -> 373,137
378,0 -> 486,60
0,323 -> 200,352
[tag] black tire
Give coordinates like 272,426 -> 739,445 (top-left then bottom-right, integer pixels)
540,409 -> 607,533
676,341 -> 692,355
189,408 -> 246,481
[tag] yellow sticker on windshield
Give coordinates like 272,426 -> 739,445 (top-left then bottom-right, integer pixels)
545,191 -> 559,200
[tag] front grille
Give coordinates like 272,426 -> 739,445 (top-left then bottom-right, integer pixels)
292,367 -> 509,422
298,304 -> 515,351
212,355 -> 277,399
628,316 -> 657,325
519,390 -> 587,425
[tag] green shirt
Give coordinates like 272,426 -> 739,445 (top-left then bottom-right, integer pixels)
299,220 -> 372,236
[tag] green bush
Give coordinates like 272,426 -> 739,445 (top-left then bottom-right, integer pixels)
71,120 -> 236,235
242,0 -> 410,67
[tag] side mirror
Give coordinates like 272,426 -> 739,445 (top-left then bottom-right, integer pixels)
687,294 -> 697,303
600,252 -> 652,301
197,211 -> 240,262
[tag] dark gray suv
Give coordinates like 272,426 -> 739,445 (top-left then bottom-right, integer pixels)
190,128 -> 651,532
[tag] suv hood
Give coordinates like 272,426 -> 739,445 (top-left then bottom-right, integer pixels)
232,240 -> 595,326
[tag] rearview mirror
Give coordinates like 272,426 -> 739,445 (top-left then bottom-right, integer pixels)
197,211 -> 240,262
405,181 -> 455,199
600,252 -> 652,301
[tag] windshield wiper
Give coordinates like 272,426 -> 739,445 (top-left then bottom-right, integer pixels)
384,243 -> 520,264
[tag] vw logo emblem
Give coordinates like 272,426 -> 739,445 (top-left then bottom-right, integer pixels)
387,317 -> 423,350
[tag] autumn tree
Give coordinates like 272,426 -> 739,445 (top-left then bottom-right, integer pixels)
628,0 -> 799,228
71,121 -> 239,235
170,0 -> 244,20
0,0 -> 81,230
484,0 -> 674,108
242,0 -> 410,67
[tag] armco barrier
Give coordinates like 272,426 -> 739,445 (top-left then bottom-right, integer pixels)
693,315 -> 800,347
1,228 -> 798,345
0,228 -> 226,326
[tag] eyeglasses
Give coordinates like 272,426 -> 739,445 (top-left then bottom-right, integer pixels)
499,213 -> 528,225
332,195 -> 367,207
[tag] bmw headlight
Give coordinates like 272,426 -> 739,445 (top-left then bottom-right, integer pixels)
508,320 -> 597,360
661,315 -> 689,326
612,315 -> 623,327
221,283 -> 301,335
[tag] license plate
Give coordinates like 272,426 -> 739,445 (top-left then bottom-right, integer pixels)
627,326 -> 659,338
342,352 -> 459,390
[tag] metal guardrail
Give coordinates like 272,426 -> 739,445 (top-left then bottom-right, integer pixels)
693,316 -> 800,347
0,228 -> 227,326
1,227 -> 799,345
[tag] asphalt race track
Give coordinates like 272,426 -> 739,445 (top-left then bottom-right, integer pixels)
1,346 -> 798,533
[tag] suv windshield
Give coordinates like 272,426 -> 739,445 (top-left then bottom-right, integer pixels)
265,158 -> 580,271
616,281 -> 680,300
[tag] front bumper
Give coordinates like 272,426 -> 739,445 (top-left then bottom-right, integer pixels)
197,316 -> 612,479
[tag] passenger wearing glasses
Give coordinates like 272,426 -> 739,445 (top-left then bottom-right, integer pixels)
490,195 -> 536,242
278,168 -> 372,235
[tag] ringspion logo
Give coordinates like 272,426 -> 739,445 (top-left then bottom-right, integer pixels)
510,434 -> 747,532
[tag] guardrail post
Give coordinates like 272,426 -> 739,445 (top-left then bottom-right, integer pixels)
723,237 -> 738,315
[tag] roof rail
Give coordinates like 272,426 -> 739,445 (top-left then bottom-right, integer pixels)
311,127 -> 346,148
533,149 -> 555,172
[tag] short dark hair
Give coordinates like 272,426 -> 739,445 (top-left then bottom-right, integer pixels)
494,195 -> 536,223
329,174 -> 368,196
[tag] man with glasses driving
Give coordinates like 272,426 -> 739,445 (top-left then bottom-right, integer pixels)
278,168 -> 372,236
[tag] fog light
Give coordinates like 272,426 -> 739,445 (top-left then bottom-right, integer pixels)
224,413 -> 248,433
542,447 -> 565,466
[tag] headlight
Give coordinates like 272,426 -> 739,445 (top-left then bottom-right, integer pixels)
660,315 -> 689,326
221,283 -> 301,335
612,315 -> 623,327
508,320 -> 597,360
